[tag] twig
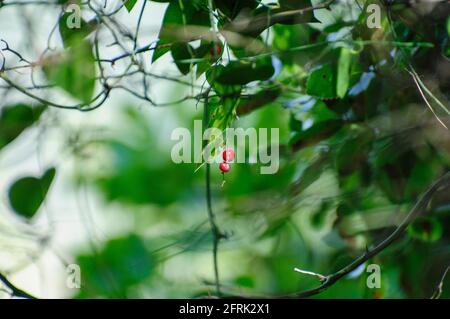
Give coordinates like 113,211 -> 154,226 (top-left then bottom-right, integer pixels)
98,42 -> 172,65
0,272 -> 37,299
132,0 -> 147,51
225,172 -> 450,298
294,268 -> 327,282
0,73 -> 110,111
289,172 -> 450,298
431,265 -> 450,299
1,39 -> 31,64
386,6 -> 450,129
409,69 -> 448,129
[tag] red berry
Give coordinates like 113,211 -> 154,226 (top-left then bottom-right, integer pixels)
219,162 -> 230,173
210,43 -> 223,57
222,148 -> 235,162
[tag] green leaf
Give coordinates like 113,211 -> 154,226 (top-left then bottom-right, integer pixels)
8,168 -> 56,219
272,24 -> 317,65
279,0 -> 312,10
306,64 -> 337,99
336,47 -> 352,98
206,65 -> 242,96
213,0 -> 258,19
170,41 -> 219,75
152,0 -> 210,63
213,58 -> 275,86
309,100 -> 339,122
205,66 -> 243,132
289,114 -> 303,133
77,234 -> 154,298
43,39 -> 96,104
0,104 -> 46,151
207,93 -> 240,132
408,217 -> 443,242
171,42 -> 194,75
123,0 -> 138,12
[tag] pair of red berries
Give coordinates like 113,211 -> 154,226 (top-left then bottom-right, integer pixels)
219,148 -> 235,173
209,43 -> 223,57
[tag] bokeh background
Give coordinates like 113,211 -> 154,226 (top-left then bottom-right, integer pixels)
0,0 -> 449,298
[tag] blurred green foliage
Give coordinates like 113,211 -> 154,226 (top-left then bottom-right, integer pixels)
2,0 -> 450,299
76,234 -> 155,298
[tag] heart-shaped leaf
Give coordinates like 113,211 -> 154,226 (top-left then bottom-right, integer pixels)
8,168 -> 56,219
0,104 -> 46,151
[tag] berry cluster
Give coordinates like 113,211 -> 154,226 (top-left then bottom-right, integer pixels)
209,43 -> 223,57
219,148 -> 235,174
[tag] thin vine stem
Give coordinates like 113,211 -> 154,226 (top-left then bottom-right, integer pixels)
203,89 -> 222,297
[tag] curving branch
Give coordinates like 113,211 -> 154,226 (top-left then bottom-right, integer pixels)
226,172 -> 450,298
290,172 -> 450,298
0,272 -> 37,299
431,265 -> 450,299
